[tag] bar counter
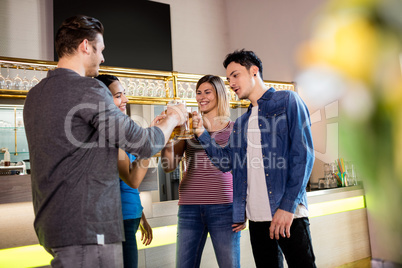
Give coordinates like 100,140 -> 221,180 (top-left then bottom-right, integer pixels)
0,175 -> 370,267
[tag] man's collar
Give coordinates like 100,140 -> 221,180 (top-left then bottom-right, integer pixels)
247,87 -> 276,111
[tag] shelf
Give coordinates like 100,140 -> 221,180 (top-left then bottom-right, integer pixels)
0,152 -> 29,154
0,88 -> 251,108
1,56 -> 295,106
0,127 -> 24,129
0,89 -> 29,99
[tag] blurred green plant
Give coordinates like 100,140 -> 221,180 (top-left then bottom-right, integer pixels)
297,0 -> 402,263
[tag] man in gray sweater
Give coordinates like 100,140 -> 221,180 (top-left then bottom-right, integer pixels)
23,15 -> 186,267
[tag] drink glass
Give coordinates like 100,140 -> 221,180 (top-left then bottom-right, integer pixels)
146,80 -> 156,97
13,66 -> 23,90
346,162 -> 357,186
127,79 -> 137,96
155,81 -> 165,97
20,66 -> 30,90
186,83 -> 194,99
0,66 -> 5,89
167,99 -> 193,141
137,79 -> 145,96
4,65 -> 13,89
30,67 -> 40,88
177,83 -> 186,99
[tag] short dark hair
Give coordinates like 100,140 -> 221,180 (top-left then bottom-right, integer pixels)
94,74 -> 119,88
223,49 -> 263,79
55,15 -> 104,58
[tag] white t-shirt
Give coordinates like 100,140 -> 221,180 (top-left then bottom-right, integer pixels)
246,106 -> 272,221
246,106 -> 308,222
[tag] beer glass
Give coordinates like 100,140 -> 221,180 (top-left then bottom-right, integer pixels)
167,99 -> 193,141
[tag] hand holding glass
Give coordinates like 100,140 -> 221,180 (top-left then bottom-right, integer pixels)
166,100 -> 192,141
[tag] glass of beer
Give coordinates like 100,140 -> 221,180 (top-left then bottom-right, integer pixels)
167,99 -> 194,141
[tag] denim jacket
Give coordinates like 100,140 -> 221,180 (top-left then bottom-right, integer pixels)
197,88 -> 314,223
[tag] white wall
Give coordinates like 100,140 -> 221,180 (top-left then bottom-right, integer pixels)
153,0 -> 325,81
0,0 -> 53,60
224,0 -> 324,82
151,0 -> 230,76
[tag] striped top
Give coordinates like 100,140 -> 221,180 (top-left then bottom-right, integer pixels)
178,121 -> 234,205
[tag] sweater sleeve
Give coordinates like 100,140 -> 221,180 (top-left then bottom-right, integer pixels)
78,80 -> 165,158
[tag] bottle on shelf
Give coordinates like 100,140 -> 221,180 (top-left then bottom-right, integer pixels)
3,148 -> 10,166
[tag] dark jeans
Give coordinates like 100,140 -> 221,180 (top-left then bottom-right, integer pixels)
122,218 -> 141,268
249,217 -> 316,268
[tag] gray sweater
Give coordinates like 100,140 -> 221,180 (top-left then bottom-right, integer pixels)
23,68 -> 164,248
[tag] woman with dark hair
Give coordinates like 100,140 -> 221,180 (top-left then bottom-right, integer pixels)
95,74 -> 161,268
161,75 -> 241,268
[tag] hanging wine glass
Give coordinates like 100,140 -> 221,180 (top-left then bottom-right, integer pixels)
155,80 -> 164,97
21,66 -> 30,90
30,67 -> 40,88
186,83 -> 194,99
0,65 -> 5,89
226,85 -> 231,101
137,79 -> 145,96
4,64 -> 14,89
127,78 -> 136,96
36,66 -> 47,81
226,85 -> 236,101
146,80 -> 156,97
13,65 -> 23,90
178,82 -> 186,98
120,77 -> 127,90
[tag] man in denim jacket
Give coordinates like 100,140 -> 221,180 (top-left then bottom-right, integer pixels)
193,49 -> 316,267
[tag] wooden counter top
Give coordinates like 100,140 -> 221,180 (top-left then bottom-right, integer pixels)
0,175 -> 32,204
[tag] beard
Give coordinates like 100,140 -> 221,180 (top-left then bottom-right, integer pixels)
85,63 -> 100,77
85,50 -> 101,77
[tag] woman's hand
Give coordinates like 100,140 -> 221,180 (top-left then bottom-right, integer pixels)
192,111 -> 205,137
139,214 -> 153,246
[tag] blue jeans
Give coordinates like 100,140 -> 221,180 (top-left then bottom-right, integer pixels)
249,218 -> 316,268
122,218 -> 141,268
176,204 -> 241,268
48,242 -> 123,268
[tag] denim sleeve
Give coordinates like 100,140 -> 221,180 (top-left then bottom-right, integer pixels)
197,129 -> 233,172
279,92 -> 315,213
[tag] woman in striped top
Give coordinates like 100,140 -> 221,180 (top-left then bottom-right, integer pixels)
161,75 -> 241,268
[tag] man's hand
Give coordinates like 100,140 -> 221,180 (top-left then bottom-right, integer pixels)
152,104 -> 187,147
150,113 -> 167,127
166,103 -> 187,126
232,221 -> 247,232
192,111 -> 205,137
269,209 -> 294,239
